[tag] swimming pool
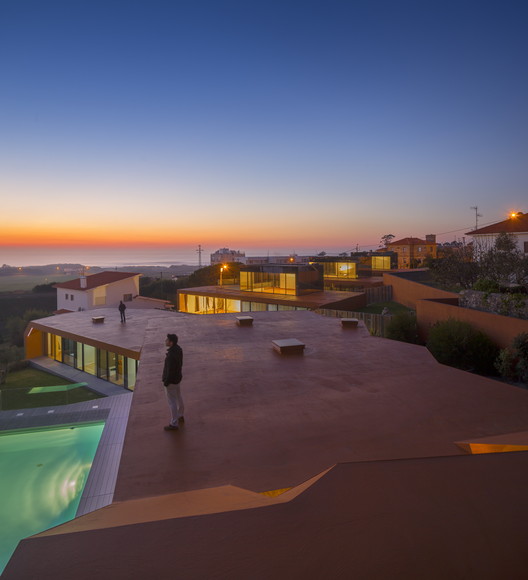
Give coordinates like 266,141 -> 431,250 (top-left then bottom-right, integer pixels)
0,422 -> 105,574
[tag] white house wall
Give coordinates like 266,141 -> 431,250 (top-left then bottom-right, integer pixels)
102,277 -> 140,308
57,289 -> 90,311
473,232 -> 528,254
56,276 -> 140,311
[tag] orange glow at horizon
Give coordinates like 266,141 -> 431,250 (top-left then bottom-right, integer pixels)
0,221 -> 374,249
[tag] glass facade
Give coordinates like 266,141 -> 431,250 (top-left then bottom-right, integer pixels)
179,293 -> 306,314
44,332 -> 138,390
372,256 -> 391,270
240,270 -> 297,295
322,262 -> 358,279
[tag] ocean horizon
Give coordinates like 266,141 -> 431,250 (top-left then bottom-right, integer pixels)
0,244 -> 350,269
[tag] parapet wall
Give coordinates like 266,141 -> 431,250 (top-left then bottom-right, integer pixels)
383,272 -> 458,309
416,299 -> 528,348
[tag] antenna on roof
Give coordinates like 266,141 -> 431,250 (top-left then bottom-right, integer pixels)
470,206 -> 482,230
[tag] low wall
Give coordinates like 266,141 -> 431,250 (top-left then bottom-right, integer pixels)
416,299 -> 528,348
383,272 -> 458,309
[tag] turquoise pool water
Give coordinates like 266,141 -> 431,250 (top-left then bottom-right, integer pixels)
0,422 -> 105,574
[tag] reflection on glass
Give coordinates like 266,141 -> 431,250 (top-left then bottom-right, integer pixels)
76,342 -> 83,370
84,345 -> 96,376
54,335 -> 62,362
98,350 -> 108,380
126,358 -> 137,390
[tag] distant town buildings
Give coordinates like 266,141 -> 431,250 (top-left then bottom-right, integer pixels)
210,248 -> 246,264
387,235 -> 437,269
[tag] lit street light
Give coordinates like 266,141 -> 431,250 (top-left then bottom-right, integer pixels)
220,265 -> 227,286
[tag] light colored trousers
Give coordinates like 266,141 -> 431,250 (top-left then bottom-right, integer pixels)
165,383 -> 184,426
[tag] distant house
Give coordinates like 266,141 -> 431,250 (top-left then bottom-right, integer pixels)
466,211 -> 528,254
387,235 -> 437,268
54,271 -> 141,312
210,248 -> 246,265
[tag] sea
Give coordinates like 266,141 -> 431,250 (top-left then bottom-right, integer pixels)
0,245 -> 333,268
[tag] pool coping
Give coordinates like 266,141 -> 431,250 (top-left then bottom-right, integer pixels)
0,391 -> 133,516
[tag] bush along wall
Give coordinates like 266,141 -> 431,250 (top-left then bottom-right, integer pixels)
426,318 -> 499,375
495,332 -> 528,386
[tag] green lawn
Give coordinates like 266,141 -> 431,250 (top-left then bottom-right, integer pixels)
0,368 -> 103,410
355,301 -> 411,315
0,274 -> 76,292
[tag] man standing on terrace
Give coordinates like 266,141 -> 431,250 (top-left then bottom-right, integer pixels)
162,333 -> 184,431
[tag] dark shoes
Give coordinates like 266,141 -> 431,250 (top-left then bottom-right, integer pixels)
178,416 -> 185,423
164,425 -> 179,431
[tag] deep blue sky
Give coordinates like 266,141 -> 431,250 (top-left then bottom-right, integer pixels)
1,0 -> 527,253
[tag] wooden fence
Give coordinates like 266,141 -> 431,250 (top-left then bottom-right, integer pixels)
364,285 -> 392,304
314,309 -> 392,337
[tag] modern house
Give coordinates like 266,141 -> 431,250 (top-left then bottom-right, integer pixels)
9,308 -> 528,578
178,263 -> 366,314
466,211 -> 528,254
54,271 -> 141,312
387,235 -> 437,268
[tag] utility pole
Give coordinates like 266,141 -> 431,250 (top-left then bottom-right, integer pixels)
196,244 -> 203,268
470,206 -> 482,231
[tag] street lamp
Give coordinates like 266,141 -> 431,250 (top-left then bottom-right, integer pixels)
220,265 -> 227,286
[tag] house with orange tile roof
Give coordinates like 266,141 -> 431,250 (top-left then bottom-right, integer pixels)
54,271 -> 141,312
466,211 -> 528,254
387,235 -> 437,268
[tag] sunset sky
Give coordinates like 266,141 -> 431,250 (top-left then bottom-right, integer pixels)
1,0 -> 527,262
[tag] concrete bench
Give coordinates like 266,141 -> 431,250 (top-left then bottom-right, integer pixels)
272,338 -> 305,355
92,316 -> 105,324
236,316 -> 254,327
341,318 -> 359,328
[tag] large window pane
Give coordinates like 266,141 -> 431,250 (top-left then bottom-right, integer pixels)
54,335 -> 62,362
126,358 -> 137,390
84,345 -> 96,375
98,349 -> 108,380
75,342 -> 83,370
62,338 -> 75,367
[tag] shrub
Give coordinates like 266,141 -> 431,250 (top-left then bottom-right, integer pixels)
426,319 -> 499,375
473,278 -> 500,293
495,347 -> 517,381
385,312 -> 419,344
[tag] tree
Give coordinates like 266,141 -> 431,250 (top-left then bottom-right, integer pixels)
478,233 -> 528,287
0,344 -> 23,384
4,309 -> 51,347
429,245 -> 479,289
186,262 -> 242,287
380,234 -> 395,248
429,233 -> 528,291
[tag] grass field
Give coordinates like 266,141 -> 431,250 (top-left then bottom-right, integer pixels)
0,368 -> 103,410
0,274 -> 76,292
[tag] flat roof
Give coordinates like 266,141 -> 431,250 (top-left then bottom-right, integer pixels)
9,310 -> 528,578
27,308 -> 188,358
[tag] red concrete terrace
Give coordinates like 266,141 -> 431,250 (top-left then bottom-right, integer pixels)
6,310 -> 528,578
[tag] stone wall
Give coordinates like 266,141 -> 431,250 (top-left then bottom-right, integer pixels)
460,290 -> 528,320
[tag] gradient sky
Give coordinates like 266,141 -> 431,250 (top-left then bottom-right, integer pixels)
1,0 -> 527,256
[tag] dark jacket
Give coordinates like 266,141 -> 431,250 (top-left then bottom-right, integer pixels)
162,344 -> 183,386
